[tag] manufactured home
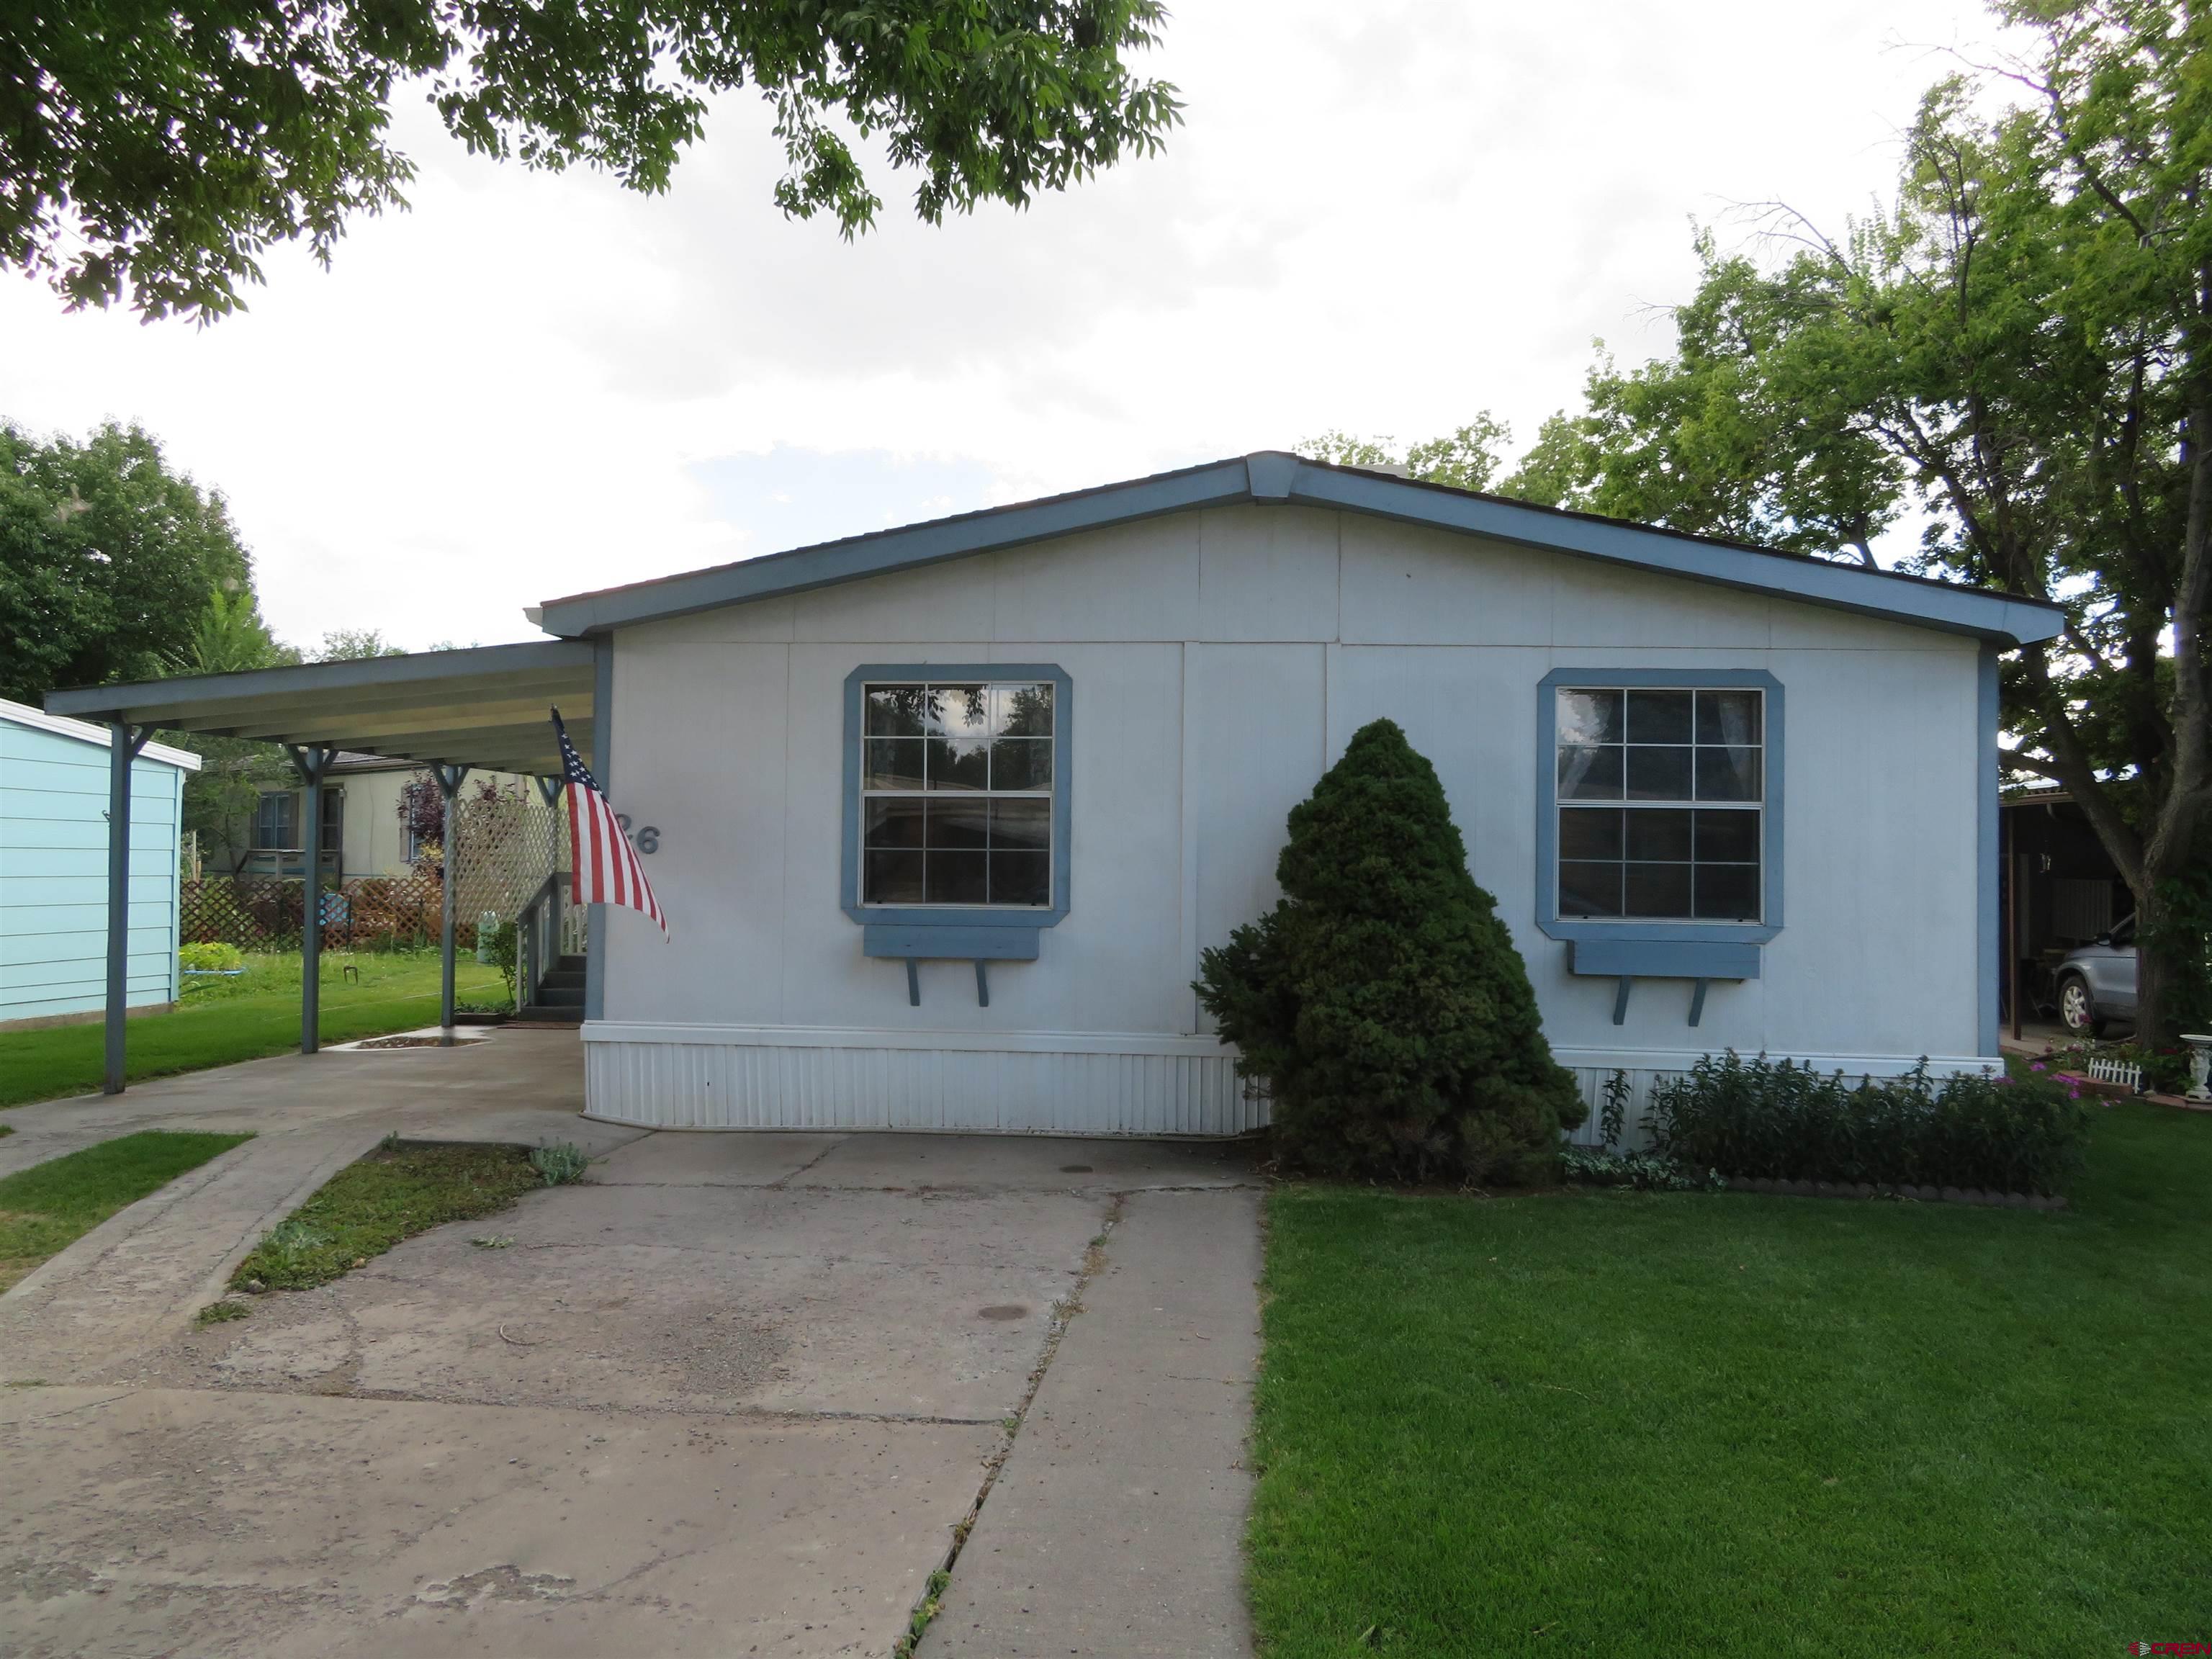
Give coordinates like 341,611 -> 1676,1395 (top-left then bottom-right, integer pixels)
49,454 -> 2066,1125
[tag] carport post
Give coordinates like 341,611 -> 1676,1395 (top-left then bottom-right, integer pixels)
436,763 -> 470,1043
284,745 -> 338,1054
103,720 -> 153,1095
585,636 -> 613,1023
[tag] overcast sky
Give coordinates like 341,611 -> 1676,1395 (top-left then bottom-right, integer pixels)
0,0 -> 1999,652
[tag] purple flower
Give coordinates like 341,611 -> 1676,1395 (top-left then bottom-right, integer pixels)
2030,1061 -> 2046,1071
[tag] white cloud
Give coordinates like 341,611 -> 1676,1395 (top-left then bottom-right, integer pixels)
0,0 -> 2000,652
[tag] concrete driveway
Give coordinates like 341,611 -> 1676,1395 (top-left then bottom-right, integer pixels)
0,1031 -> 1262,1657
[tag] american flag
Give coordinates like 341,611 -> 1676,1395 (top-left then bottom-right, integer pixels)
553,709 -> 665,934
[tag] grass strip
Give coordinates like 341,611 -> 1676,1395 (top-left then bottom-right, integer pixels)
0,1130 -> 253,1293
1246,1102 -> 2212,1656
233,1141 -> 547,1290
0,953 -> 505,1110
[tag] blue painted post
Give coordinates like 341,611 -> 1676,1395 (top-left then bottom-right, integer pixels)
289,745 -> 335,1055
1978,644 -> 2002,1057
436,764 -> 469,1043
585,639 -> 613,1022
102,721 -> 148,1094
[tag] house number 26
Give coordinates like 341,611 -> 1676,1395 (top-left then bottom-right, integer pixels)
615,814 -> 660,854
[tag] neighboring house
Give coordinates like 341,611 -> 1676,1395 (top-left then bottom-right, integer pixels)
522,452 -> 2064,1136
235,754 -> 536,879
0,698 -> 202,1030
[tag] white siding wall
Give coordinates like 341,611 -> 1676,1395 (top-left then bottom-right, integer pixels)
591,505 -> 1984,1133
1,718 -> 189,1025
336,769 -> 413,878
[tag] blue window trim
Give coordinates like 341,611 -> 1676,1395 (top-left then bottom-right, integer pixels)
840,662 -> 1073,958
1535,667 -> 1784,976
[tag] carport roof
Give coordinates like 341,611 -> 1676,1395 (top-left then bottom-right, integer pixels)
43,641 -> 595,777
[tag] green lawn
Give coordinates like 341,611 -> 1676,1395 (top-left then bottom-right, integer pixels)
0,1130 -> 253,1292
0,952 -> 505,1110
1248,1102 -> 2211,1656
231,1140 -> 548,1291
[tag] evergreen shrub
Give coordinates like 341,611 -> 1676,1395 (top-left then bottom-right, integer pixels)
1195,719 -> 1583,1184
1646,1051 -> 2091,1196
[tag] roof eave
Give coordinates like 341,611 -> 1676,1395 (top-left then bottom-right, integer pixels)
44,640 -> 594,724
535,457 -> 1253,637
532,451 -> 2066,648
1282,466 -> 2069,647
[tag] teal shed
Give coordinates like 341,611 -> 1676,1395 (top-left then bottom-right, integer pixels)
1,698 -> 202,1029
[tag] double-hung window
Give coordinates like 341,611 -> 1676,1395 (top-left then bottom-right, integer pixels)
253,790 -> 298,852
1553,684 -> 1766,923
859,679 -> 1056,909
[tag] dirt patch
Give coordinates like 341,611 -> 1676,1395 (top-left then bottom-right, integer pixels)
143,1228 -> 793,1414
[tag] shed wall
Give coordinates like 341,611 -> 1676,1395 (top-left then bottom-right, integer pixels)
1,720 -> 186,1025
590,505 -> 1986,1132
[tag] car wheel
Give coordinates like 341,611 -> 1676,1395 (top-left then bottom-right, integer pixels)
2057,975 -> 2104,1038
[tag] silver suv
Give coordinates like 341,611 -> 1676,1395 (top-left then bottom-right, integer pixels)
2056,916 -> 2136,1037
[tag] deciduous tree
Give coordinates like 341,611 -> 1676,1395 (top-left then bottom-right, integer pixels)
0,421 -> 256,702
1300,415 -> 1512,493
2,0 -> 1182,320
1500,1 -> 2211,1043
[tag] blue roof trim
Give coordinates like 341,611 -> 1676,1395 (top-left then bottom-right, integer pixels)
541,459 -> 1254,637
1286,467 -> 2065,645
536,452 -> 2068,647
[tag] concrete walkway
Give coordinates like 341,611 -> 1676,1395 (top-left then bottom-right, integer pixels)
919,1187 -> 1263,1658
0,1037 -> 1265,1657
0,1028 -> 639,1377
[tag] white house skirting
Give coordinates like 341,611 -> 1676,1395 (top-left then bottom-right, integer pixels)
581,1023 -> 1264,1136
582,1025 -> 1994,1140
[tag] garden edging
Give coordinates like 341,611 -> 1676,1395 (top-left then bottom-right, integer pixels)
1725,1174 -> 2067,1210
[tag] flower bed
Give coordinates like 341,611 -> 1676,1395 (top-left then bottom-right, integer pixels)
1642,1052 -> 2092,1198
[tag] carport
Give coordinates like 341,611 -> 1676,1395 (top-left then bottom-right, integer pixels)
44,642 -> 606,1093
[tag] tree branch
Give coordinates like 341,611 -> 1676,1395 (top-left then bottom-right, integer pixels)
1998,749 -> 2072,782
2018,645 -> 2148,891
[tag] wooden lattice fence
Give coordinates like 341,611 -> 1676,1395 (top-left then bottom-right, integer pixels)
445,783 -> 565,931
181,874 -> 454,951
180,781 -> 567,954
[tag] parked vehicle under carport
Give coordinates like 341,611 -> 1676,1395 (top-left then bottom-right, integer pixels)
2055,917 -> 2138,1037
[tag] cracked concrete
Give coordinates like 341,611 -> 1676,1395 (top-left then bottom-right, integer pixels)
0,1033 -> 1265,1655
0,1386 -> 994,1658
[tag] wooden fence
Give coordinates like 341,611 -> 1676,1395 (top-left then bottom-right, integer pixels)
181,783 -> 568,955
181,874 -> 461,952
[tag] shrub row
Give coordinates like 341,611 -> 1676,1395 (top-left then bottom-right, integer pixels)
1644,1051 -> 2091,1197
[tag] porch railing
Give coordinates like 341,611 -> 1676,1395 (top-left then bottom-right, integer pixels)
513,872 -> 565,1008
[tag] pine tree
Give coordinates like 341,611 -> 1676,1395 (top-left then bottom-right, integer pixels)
1197,719 -> 1582,1183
